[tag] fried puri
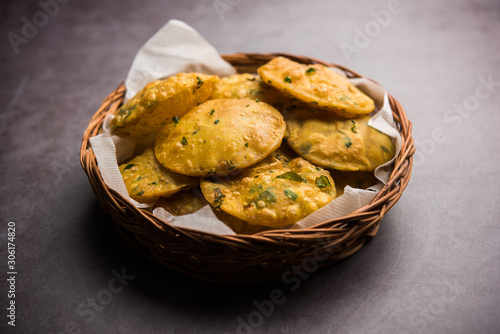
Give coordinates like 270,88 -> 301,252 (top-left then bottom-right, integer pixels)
154,188 -> 209,216
329,170 -> 378,197
285,108 -> 395,171
210,73 -> 265,100
209,73 -> 286,106
119,148 -> 199,202
257,57 -> 375,118
200,155 -> 336,228
154,187 -> 270,234
154,98 -> 286,176
111,73 -> 218,139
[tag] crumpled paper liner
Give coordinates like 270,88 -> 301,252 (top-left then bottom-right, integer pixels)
125,20 -> 236,100
90,19 -> 402,235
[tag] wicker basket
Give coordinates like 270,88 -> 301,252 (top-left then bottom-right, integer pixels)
80,53 -> 414,284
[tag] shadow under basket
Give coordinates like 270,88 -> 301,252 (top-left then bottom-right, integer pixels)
80,53 -> 415,285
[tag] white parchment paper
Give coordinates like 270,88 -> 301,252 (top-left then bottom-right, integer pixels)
90,19 -> 402,235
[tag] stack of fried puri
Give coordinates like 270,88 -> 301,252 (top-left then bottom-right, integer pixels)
112,57 -> 395,233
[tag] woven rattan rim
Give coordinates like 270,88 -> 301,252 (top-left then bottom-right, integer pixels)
80,53 -> 415,284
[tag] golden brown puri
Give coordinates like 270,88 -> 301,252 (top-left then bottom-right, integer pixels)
154,98 -> 286,176
154,188 -> 209,216
257,56 -> 375,118
111,73 -> 218,139
114,67 -> 392,232
285,107 -> 395,171
154,187 -> 270,234
209,73 -> 288,107
328,170 -> 378,197
200,155 -> 336,228
119,148 -> 199,203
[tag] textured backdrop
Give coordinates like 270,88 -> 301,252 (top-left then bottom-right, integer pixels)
1,0 -> 499,333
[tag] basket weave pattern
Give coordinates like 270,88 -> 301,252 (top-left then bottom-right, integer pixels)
80,53 -> 414,284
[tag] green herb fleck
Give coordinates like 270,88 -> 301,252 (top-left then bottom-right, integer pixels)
244,143 -> 249,148
305,67 -> 316,75
214,119 -> 220,124
121,105 -> 136,121
381,145 -> 391,154
257,190 -> 276,204
172,116 -> 180,125
117,105 -> 128,116
283,75 -> 292,83
337,130 -> 352,149
226,160 -> 236,170
351,120 -> 358,133
316,175 -> 332,188
135,190 -> 145,196
148,182 -> 158,185
275,171 -> 306,183
299,142 -> 312,155
284,189 -> 298,201
255,98 -> 260,102
181,137 -> 188,145
192,128 -> 200,135
213,188 -> 225,209
249,184 -> 263,194
344,138 -> 352,149
196,76 -> 204,87
209,109 -> 215,116
130,175 -> 142,185
123,163 -> 135,171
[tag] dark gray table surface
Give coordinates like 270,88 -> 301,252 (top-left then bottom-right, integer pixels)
1,0 -> 499,333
